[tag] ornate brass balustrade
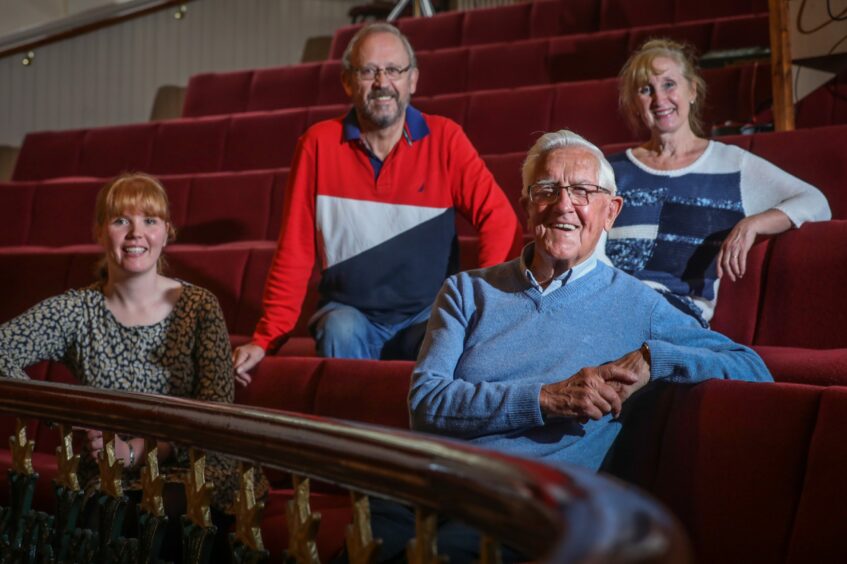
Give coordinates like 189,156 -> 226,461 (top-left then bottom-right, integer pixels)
0,378 -> 690,563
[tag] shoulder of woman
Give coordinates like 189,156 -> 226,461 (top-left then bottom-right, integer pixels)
178,282 -> 223,311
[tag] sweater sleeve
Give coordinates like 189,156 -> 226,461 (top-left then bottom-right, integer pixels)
251,135 -> 319,351
645,296 -> 773,383
0,293 -> 81,379
446,122 -> 524,266
409,275 -> 545,439
192,289 -> 235,404
738,148 -> 831,226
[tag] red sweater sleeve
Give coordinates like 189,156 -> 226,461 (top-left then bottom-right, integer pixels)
447,122 -> 523,267
251,136 -> 318,351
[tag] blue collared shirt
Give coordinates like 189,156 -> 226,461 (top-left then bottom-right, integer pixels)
342,105 -> 430,179
519,243 -> 598,295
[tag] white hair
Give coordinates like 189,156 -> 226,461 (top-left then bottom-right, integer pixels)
521,130 -> 617,198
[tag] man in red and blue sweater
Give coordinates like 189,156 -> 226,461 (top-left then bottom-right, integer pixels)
233,23 -> 522,382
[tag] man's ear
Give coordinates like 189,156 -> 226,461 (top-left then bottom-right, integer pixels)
605,196 -> 623,231
409,67 -> 419,96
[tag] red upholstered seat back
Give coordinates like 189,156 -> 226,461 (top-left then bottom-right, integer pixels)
313,359 -> 413,428
0,183 -> 35,245
414,47 -> 468,98
13,129 -> 86,181
755,221 -> 847,349
182,70 -> 252,117
552,78 -> 630,146
466,85 -> 554,155
461,2 -> 532,46
599,0 -> 672,30
247,63 -> 322,113
79,123 -> 157,178
710,237 -> 770,345
180,171 -> 275,244
675,0 -> 767,22
466,39 -> 550,92
530,0 -> 599,37
27,180 -> 101,247
398,11 -> 464,52
316,60 -> 347,106
652,380 -> 822,564
222,110 -> 306,171
786,387 -> 847,563
150,117 -> 228,175
750,124 -> 847,221
548,30 -> 629,83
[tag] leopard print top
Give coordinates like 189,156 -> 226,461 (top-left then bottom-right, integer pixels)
0,281 -> 267,510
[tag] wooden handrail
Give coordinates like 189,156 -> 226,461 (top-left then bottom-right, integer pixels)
0,378 -> 690,562
0,0 -> 195,60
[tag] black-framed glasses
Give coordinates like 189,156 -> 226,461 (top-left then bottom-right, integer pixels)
527,183 -> 611,206
352,64 -> 412,81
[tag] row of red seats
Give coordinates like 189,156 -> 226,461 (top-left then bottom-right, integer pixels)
12,63 -> 773,181
328,0 -> 768,59
2,219 -> 846,381
183,13 -> 768,117
6,125 -> 845,248
2,356 -> 844,562
0,170 -> 289,246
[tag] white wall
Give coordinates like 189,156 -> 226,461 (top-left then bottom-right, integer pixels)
0,0 -> 359,147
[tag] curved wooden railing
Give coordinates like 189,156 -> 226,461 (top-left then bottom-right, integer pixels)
0,378 -> 690,562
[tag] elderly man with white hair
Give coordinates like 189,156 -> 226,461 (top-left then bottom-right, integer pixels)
410,128 -> 772,467
360,130 -> 773,562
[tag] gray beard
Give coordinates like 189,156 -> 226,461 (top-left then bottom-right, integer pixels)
358,97 -> 407,129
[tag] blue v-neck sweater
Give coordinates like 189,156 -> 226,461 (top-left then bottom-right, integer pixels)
410,256 -> 772,471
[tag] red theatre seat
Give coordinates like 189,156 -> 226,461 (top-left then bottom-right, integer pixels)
466,85 -> 554,155
755,221 -> 847,349
466,38 -> 551,92
182,70 -> 253,118
247,63 -> 322,113
149,117 -> 229,175
413,47 -> 469,98
530,0 -> 600,38
78,123 -> 157,178
461,2 -> 533,46
316,60 -> 347,106
548,30 -> 629,83
674,0 -> 768,23
397,10 -> 464,53
552,78 -> 629,146
13,129 -> 86,181
222,110 -> 307,171
599,0 -> 673,30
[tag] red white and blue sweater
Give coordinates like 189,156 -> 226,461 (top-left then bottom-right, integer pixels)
253,107 -> 522,351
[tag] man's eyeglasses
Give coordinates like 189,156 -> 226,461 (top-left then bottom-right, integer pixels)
527,183 -> 611,206
352,64 -> 412,81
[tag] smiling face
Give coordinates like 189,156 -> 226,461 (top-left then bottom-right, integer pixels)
342,31 -> 418,130
635,56 -> 696,136
524,147 -> 622,273
98,210 -> 169,277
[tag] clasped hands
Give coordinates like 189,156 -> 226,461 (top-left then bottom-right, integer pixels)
540,347 -> 651,422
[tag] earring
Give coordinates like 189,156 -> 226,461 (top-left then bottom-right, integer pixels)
689,99 -> 695,105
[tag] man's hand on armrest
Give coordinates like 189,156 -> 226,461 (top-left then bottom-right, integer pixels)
603,344 -> 651,403
232,343 -> 266,387
539,345 -> 651,422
